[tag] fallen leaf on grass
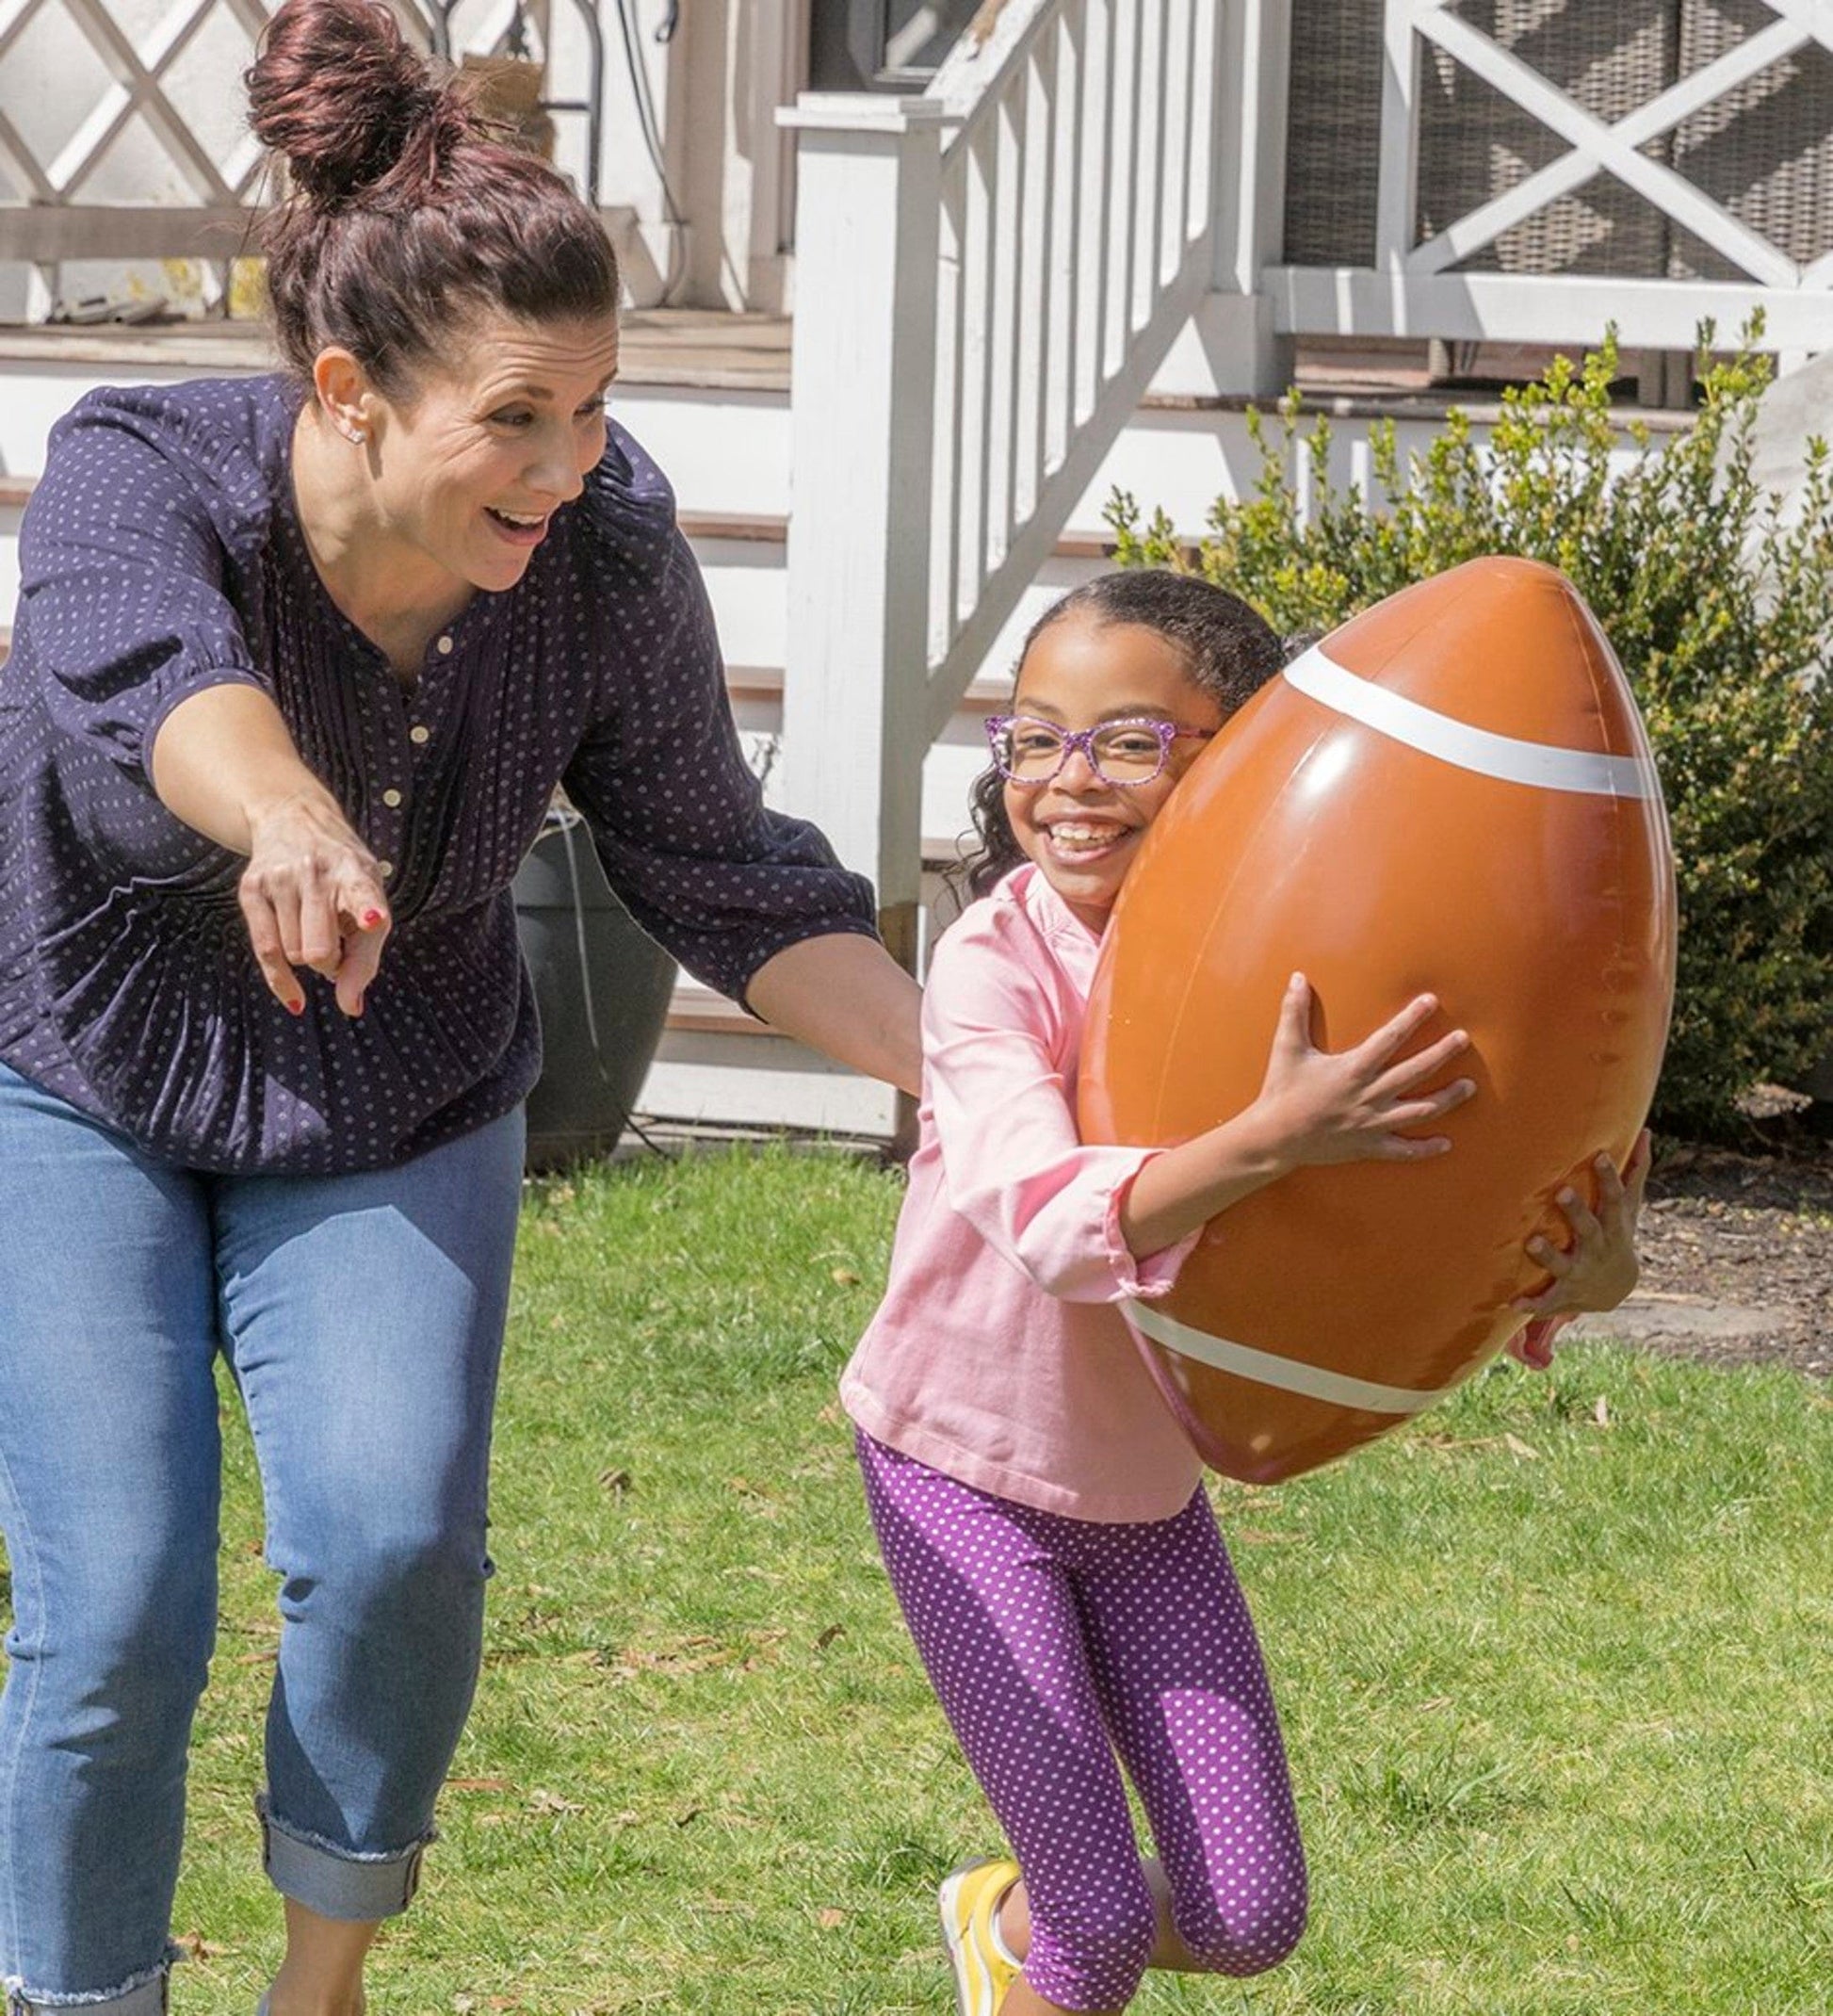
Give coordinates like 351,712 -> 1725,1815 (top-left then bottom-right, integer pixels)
598,1468 -> 633,1494
608,1631 -> 786,1679
1503,1433 -> 1542,1461
817,1907 -> 848,1928
1593,1395 -> 1612,1428
173,1929 -> 229,1960
528,1788 -> 584,1815
831,1267 -> 861,1286
1414,1431 -> 1506,1455
814,1624 -> 846,1650
447,1776 -> 514,1794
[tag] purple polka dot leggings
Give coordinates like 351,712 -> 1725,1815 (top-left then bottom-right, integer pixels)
857,1432 -> 1307,2010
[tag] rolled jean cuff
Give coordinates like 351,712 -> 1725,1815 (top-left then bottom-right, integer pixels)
257,1796 -> 431,1923
6,1959 -> 170,2012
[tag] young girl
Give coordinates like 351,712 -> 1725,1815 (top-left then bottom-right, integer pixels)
839,571 -> 1647,2016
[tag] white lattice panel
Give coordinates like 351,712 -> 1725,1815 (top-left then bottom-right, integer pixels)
1385,0 -> 1833,286
0,0 -> 269,212
0,0 -> 560,314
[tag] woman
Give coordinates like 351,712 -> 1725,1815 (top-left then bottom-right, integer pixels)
0,3 -> 919,2010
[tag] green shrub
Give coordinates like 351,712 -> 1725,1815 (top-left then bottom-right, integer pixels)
1108,329 -> 1833,1141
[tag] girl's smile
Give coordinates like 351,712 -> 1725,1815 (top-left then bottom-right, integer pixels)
1002,610 -> 1225,932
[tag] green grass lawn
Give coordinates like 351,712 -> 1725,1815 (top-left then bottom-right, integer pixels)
6,1147 -> 1830,2012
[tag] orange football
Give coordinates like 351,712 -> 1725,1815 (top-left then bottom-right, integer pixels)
1079,558 -> 1678,1484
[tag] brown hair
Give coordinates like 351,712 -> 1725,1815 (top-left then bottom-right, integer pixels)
247,0 -> 620,397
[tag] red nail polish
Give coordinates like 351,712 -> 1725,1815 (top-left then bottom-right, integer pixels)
362,908 -> 384,929
286,997 -> 305,1017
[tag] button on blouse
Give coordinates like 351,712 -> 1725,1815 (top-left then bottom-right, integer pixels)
0,375 -> 878,1174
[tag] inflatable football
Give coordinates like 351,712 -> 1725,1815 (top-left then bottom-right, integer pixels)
1079,557 -> 1677,1485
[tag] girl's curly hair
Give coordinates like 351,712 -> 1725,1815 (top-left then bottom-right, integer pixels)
958,571 -> 1290,901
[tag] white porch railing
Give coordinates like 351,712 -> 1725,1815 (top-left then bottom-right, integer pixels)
0,0 -> 274,308
777,0 -> 1244,967
1271,0 -> 1833,360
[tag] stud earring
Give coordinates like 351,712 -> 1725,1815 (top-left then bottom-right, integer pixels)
345,425 -> 368,445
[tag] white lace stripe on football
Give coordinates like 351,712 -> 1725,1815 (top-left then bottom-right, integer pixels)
1129,1300 -> 1456,1415
1282,644 -> 1662,800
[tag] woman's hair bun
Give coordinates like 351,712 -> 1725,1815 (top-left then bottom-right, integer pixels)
248,0 -> 458,208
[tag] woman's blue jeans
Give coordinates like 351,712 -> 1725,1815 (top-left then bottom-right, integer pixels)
0,1064 -> 526,2012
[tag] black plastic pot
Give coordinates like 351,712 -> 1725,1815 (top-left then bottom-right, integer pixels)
512,807 -> 677,1170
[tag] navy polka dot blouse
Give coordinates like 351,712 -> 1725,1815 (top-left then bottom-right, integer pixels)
0,375 -> 877,1174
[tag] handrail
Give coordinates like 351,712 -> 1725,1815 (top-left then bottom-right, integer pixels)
777,0 -> 1227,962
916,0 -> 1223,725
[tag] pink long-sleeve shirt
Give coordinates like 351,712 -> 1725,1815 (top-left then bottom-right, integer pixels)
841,864 -> 1205,1522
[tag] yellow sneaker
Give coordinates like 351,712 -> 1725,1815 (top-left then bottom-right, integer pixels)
939,1855 -> 1022,2016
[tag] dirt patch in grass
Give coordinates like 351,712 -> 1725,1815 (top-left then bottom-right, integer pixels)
1620,1125 -> 1833,1380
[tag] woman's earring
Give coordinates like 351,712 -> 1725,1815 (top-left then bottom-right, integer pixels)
345,424 -> 368,445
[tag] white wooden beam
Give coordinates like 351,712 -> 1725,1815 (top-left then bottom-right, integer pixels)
0,203 -> 255,260
1266,265 -> 1833,350
0,0 -> 49,59
926,246 -> 1212,736
776,93 -> 949,958
1207,0 -> 1289,393
1375,0 -> 1424,268
0,110 -> 57,205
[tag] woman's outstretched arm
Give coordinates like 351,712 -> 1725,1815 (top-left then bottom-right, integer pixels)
746,931 -> 923,1097
152,684 -> 390,1016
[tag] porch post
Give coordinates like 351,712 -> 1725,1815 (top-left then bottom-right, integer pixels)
774,92 -> 948,976
1203,0 -> 1293,395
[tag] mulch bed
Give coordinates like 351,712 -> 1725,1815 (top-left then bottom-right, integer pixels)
1628,1124 -> 1833,1381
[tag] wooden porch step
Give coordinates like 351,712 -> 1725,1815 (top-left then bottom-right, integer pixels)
1,479 -> 1108,707
723,662 -> 1011,710
660,823 -> 968,1039
663,984 -> 761,1038
682,506 -> 1114,560
0,475 -> 1111,563
0,319 -> 1704,421
0,308 -> 796,396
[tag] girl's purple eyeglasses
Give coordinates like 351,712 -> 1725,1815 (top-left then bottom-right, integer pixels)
984,714 -> 1216,788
